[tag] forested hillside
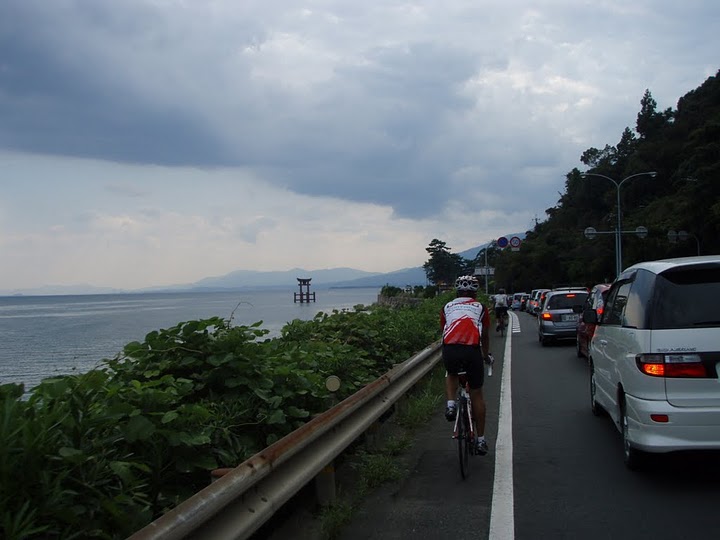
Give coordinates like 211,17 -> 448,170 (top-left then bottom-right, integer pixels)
490,70 -> 720,292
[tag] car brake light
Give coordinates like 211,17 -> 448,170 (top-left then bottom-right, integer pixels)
650,414 -> 669,423
636,354 -> 707,378
596,307 -> 603,316
566,294 -> 576,298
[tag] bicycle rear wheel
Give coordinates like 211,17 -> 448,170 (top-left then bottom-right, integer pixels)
457,400 -> 470,479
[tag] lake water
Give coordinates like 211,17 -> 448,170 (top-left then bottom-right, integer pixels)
0,288 -> 380,391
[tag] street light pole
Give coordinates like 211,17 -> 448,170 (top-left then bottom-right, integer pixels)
581,171 -> 657,276
484,246 -> 488,295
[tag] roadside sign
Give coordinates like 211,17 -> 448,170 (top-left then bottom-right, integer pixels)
510,236 -> 521,251
497,236 -> 509,248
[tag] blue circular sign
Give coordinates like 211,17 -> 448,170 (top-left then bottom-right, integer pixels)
497,236 -> 509,248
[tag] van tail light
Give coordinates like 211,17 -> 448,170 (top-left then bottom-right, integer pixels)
636,354 -> 707,378
596,307 -> 603,316
541,312 -> 553,320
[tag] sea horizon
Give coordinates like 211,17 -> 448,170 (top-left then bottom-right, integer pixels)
0,287 -> 381,391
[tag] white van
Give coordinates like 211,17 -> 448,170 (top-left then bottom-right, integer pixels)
584,255 -> 720,469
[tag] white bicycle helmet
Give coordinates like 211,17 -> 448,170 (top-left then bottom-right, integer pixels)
455,275 -> 479,292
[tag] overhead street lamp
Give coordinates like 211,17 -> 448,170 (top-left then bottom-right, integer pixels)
585,226 -> 648,240
667,230 -> 701,256
580,171 -> 657,276
474,240 -> 497,295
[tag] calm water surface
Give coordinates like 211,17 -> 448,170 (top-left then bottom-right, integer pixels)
0,288 -> 379,391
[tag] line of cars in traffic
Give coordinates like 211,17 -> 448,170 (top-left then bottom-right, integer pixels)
511,255 -> 720,470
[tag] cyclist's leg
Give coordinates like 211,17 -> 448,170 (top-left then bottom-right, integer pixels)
445,373 -> 459,401
466,350 -> 486,434
442,345 -> 463,419
500,307 -> 508,328
469,387 -> 486,435
442,344 -> 460,399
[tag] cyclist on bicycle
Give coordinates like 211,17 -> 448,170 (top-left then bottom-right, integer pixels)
441,275 -> 492,455
493,288 -> 509,332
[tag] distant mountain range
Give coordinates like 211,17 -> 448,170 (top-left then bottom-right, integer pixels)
2,233 -> 526,296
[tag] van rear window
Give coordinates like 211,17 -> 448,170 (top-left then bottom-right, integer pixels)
652,268 -> 720,329
547,293 -> 588,310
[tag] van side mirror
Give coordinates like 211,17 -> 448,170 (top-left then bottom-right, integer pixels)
583,309 -> 598,324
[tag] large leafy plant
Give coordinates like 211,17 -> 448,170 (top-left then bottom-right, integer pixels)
0,297 -> 446,539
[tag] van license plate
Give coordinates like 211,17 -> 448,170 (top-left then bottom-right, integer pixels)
562,314 -> 579,322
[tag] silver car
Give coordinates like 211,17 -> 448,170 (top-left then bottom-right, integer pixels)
537,288 -> 589,345
584,256 -> 720,469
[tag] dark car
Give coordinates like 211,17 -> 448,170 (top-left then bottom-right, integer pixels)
575,283 -> 610,358
538,288 -> 589,345
528,288 -> 551,316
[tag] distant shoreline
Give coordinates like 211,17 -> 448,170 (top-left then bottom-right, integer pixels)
0,285 -> 384,299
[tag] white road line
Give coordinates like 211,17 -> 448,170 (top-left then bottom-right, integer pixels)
510,311 -> 521,333
489,314 -> 514,540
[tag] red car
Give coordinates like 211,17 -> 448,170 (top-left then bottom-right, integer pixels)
576,283 -> 611,358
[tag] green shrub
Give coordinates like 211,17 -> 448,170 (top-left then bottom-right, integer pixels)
0,296 -> 448,539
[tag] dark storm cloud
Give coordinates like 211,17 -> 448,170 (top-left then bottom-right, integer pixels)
2,0 -> 719,222
246,42 -> 480,217
0,0 -> 253,165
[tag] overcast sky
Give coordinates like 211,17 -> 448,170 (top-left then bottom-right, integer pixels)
1,0 -> 717,291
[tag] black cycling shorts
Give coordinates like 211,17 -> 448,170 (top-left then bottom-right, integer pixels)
495,306 -> 509,318
442,344 -> 484,389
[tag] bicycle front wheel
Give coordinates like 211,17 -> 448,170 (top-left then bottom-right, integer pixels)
457,401 -> 470,479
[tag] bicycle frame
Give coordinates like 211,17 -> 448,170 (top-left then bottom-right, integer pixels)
495,308 -> 509,337
452,379 -> 475,439
452,372 -> 476,478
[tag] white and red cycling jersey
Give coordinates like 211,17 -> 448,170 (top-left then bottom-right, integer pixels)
441,297 -> 489,346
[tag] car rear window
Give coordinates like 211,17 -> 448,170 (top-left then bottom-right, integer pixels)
547,292 -> 588,310
652,267 -> 720,329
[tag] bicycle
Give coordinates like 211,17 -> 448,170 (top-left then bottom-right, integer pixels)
450,354 -> 494,478
495,308 -> 509,337
452,370 -> 477,479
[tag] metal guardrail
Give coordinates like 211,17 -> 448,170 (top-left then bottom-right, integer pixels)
128,341 -> 442,540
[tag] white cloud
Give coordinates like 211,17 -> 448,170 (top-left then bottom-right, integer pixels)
1,0 -> 718,290
0,153 -> 444,289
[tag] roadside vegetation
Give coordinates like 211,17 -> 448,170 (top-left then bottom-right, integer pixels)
426,72 -> 720,292
0,290 -> 457,540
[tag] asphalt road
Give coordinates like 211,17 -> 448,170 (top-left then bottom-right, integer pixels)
337,310 -> 720,540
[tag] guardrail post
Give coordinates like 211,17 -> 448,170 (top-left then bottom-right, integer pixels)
363,421 -> 382,452
314,462 -> 337,505
395,394 -> 409,417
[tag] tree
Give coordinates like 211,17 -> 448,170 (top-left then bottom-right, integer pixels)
580,144 -> 615,169
615,127 -> 638,164
636,89 -> 673,140
423,239 -> 465,286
